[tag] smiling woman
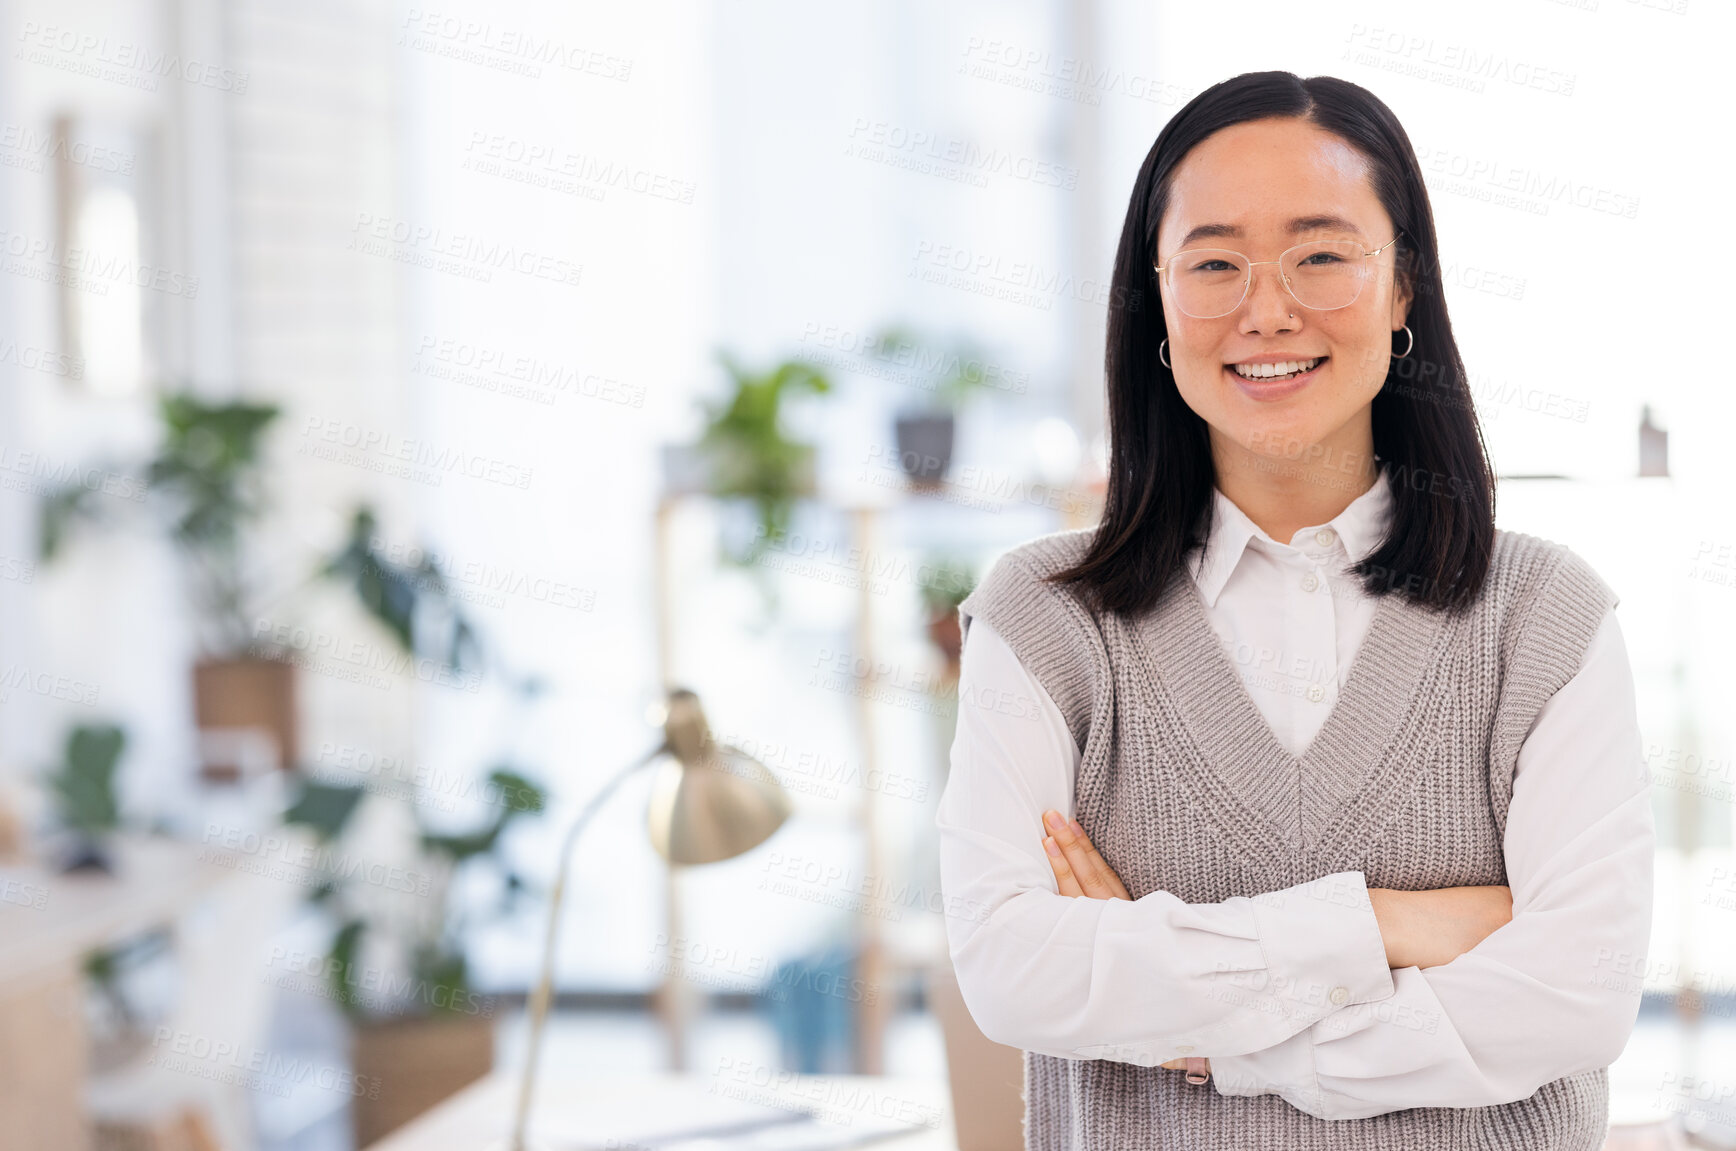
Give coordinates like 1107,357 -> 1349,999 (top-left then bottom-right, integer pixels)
935,70 -> 1653,1151
1149,117 -> 1414,546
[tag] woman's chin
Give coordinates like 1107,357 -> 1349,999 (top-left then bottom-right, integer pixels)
1217,418 -> 1330,471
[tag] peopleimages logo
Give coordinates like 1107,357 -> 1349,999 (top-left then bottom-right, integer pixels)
299,416 -> 533,491
0,339 -> 82,379
0,445 -> 145,500
0,663 -> 100,706
251,616 -> 485,693
0,226 -> 200,297
199,823 -> 433,897
0,122 -> 134,174
262,946 -> 494,1017
148,1027 -> 378,1099
845,117 -> 1079,190
347,212 -> 581,287
397,10 -> 633,81
15,21 -> 250,93
413,336 -> 645,409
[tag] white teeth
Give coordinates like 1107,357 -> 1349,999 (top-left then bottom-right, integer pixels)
1232,357 -> 1322,379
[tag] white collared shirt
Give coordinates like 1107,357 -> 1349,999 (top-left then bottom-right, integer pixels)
935,479 -> 1655,1119
1188,477 -> 1393,756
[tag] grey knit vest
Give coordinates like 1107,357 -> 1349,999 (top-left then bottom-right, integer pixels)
956,524 -> 1619,1150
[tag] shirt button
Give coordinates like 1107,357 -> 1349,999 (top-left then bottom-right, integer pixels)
1329,986 -> 1349,1005
1306,683 -> 1325,703
1315,528 -> 1336,547
1301,573 -> 1319,592
1176,1045 -> 1195,1054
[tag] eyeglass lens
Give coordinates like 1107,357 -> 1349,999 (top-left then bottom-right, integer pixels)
1162,240 -> 1376,319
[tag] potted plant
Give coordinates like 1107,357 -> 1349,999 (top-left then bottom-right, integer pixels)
664,349 -> 832,567
290,521 -> 545,1142
286,758 -> 546,1146
916,555 -> 976,678
39,393 -> 293,778
877,325 -> 999,486
317,505 -> 481,679
42,722 -> 127,872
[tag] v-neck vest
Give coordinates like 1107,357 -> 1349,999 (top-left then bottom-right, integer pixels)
956,525 -> 1619,1150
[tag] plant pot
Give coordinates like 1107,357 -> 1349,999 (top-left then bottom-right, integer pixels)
51,830 -> 115,874
893,412 -> 955,485
926,612 -> 963,678
191,656 -> 298,779
350,1011 -> 495,1146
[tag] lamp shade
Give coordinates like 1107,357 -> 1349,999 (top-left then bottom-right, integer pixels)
645,688 -> 791,865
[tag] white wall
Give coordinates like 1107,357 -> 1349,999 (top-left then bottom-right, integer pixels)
4,0 -> 1725,1011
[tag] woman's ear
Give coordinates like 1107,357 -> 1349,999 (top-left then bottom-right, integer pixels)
1387,253 -> 1414,332
1389,278 -> 1412,334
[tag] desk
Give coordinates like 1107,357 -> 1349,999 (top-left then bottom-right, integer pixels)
363,1070 -> 960,1150
0,834 -> 255,1151
0,835 -> 238,986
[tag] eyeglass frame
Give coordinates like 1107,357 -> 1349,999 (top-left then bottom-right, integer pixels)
1152,230 -> 1405,319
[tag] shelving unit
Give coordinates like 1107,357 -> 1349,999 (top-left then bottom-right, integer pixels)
648,471 -> 1101,1074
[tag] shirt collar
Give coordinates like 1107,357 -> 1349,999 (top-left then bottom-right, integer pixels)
1188,466 -> 1394,608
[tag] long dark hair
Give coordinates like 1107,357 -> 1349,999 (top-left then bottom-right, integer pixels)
1048,71 -> 1495,617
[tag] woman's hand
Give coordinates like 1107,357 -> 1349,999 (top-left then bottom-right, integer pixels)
1040,810 -> 1211,1083
1040,809 -> 1131,901
1160,1056 -> 1212,1082
1039,812 -> 1505,1080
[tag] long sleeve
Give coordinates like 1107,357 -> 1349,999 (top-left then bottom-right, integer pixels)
936,617 -> 1395,1066
1210,607 -> 1655,1118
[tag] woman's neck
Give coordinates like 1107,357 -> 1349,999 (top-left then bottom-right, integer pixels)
1211,433 -> 1382,544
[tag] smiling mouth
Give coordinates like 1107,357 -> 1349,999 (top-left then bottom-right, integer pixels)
1229,356 -> 1327,382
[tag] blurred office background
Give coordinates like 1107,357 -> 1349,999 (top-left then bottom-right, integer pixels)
0,0 -> 1731,1148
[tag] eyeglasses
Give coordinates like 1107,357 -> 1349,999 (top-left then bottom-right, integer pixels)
1153,232 -> 1403,319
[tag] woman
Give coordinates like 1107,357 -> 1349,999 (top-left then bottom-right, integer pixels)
934,71 -> 1653,1150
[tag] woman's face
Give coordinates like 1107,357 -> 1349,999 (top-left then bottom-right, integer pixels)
1154,116 -> 1411,474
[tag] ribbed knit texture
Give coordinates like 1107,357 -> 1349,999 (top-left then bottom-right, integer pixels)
956,524 -> 1619,1150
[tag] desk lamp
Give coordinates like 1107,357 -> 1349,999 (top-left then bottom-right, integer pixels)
505,687 -> 792,1150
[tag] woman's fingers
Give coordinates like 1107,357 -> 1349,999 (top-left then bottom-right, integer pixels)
1041,812 -> 1096,897
1045,815 -> 1112,898
1043,810 -> 1131,901
1043,835 -> 1084,897
1159,1057 -> 1212,1082
1071,825 -> 1132,901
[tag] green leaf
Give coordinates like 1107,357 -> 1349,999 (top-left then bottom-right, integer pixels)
149,393 -> 280,550
916,555 -> 977,616
319,505 -> 478,674
328,918 -> 369,1021
39,485 -> 98,562
695,349 -> 834,568
420,826 -> 501,863
488,768 -> 545,817
418,768 -> 544,861
46,724 -> 125,834
284,779 -> 366,842
413,947 -> 471,1016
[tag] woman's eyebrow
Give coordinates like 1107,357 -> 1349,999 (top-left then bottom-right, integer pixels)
1177,214 -> 1365,248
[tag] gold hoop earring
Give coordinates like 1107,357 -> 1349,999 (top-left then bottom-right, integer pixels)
1393,325 -> 1414,358
1159,338 -> 1171,369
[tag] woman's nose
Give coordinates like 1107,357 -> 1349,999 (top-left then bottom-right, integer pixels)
1240,262 -> 1298,330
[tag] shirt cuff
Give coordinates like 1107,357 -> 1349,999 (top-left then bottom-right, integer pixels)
1210,1025 -> 1316,1104
1244,870 -> 1394,1018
